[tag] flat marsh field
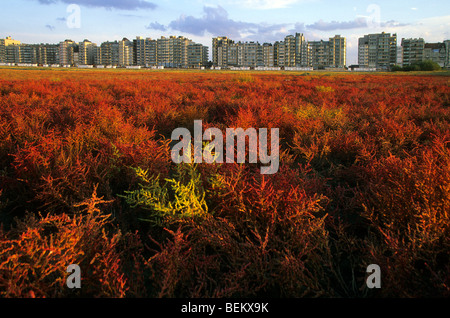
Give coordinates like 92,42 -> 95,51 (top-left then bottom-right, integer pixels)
0,68 -> 449,298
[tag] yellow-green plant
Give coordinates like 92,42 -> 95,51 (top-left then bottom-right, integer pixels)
120,163 -> 208,226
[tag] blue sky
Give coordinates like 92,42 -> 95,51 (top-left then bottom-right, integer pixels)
1,0 -> 449,64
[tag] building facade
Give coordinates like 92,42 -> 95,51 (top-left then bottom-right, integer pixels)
3,35 -> 207,68
133,36 -> 157,67
329,35 -> 346,68
78,39 -> 97,65
445,40 -> 450,68
309,40 -> 330,69
99,41 -> 119,66
401,38 -> 425,66
400,38 -> 448,68
359,32 -> 397,70
424,42 -> 447,67
59,39 -> 77,66
119,38 -> 134,66
187,43 -> 209,68
212,36 -> 234,68
0,36 -> 21,64
213,33 -> 345,69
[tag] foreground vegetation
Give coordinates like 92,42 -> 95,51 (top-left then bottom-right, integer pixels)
0,69 -> 449,297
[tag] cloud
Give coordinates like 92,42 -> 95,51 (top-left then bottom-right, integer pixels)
306,18 -> 369,31
232,0 -> 304,10
167,6 -> 247,37
148,6 -> 409,43
223,0 -> 316,10
33,0 -> 157,10
306,17 -> 408,31
146,21 -> 167,31
381,20 -> 409,28
152,5 -> 288,41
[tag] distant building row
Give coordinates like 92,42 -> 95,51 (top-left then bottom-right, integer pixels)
357,32 -> 450,70
2,33 -> 449,71
212,33 -> 346,70
0,36 -> 209,68
398,38 -> 450,68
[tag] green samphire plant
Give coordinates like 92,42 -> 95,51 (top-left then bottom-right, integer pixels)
120,162 -> 209,226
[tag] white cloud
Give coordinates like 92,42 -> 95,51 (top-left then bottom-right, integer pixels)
387,15 -> 450,41
238,0 -> 301,9
216,0 -> 315,10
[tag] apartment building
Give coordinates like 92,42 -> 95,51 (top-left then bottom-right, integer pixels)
400,38 -> 448,68
262,43 -> 274,67
213,33 -> 345,69
284,35 -> 297,67
309,40 -> 330,69
227,42 -> 240,67
78,39 -> 97,65
133,36 -> 157,67
99,41 -> 119,66
446,40 -> 450,68
133,36 -> 146,66
212,36 -> 234,68
329,35 -> 346,68
119,38 -> 134,66
424,42 -> 447,67
396,46 -> 403,66
401,38 -> 425,66
18,45 -> 36,64
274,41 -> 286,67
358,32 -> 397,70
187,43 -> 209,68
307,35 -> 346,69
31,43 -> 59,65
1,35 -> 207,68
59,39 -> 77,66
241,42 -> 262,68
0,36 -> 21,64
0,40 -> 59,65
156,36 -> 190,68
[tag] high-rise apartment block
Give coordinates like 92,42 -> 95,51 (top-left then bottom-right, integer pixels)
401,38 -> 425,66
445,40 -> 450,68
308,40 -> 330,69
400,38 -> 449,68
119,38 -> 134,66
423,42 -> 447,67
157,36 -> 192,68
0,36 -> 21,64
99,41 -> 119,66
0,35 -> 207,68
133,36 -> 157,67
2,32 -> 448,70
396,46 -> 403,66
59,39 -> 77,66
0,38 -> 59,66
358,32 -> 397,70
187,43 -> 209,68
212,36 -> 233,68
212,33 -> 345,69
78,39 -> 97,65
262,43 -> 275,67
329,35 -> 347,68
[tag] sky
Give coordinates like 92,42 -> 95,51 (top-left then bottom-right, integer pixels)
1,0 -> 449,64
